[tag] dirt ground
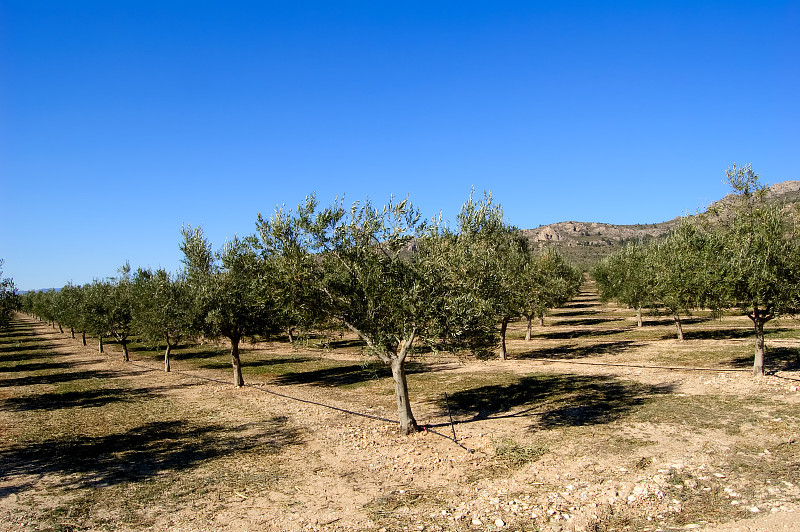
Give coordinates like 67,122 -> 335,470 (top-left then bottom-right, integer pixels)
1,289 -> 798,531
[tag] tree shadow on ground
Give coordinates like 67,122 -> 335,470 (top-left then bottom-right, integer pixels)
533,328 -> 625,340
515,340 -> 639,360
274,361 -> 427,387
0,370 -> 118,388
647,317 -> 709,327
683,328 -> 759,341
551,317 -> 623,326
0,387 -> 152,412
731,347 -> 800,372
0,344 -> 56,360
549,309 -> 599,318
435,374 -> 672,429
0,417 -> 301,496
0,360 -> 97,373
199,356 -> 319,370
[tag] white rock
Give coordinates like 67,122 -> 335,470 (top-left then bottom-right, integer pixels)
472,518 -> 483,525
494,518 -> 505,527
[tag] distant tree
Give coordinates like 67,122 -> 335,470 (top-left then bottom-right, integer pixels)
593,242 -> 654,327
57,283 -> 84,339
521,249 -> 582,337
83,280 -> 113,354
0,259 -> 19,329
131,268 -> 193,372
181,227 -> 281,387
105,263 -> 136,362
714,164 -> 800,375
436,192 -> 529,360
647,221 -> 723,341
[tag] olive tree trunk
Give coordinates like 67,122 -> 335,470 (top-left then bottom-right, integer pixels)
749,305 -> 773,377
99,336 -> 104,354
81,331 -> 87,346
499,316 -> 509,360
164,343 -> 173,372
390,357 -> 419,435
230,335 -> 244,387
636,307 -> 643,327
673,315 -> 684,341
525,316 -> 532,341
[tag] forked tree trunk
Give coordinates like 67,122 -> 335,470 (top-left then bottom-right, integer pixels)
525,316 -> 532,341
636,307 -> 643,327
673,315 -> 684,341
390,358 -> 419,435
230,335 -> 244,387
499,316 -> 509,360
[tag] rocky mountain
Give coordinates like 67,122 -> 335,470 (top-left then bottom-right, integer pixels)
523,180 -> 800,268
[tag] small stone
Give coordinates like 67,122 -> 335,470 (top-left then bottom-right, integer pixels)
749,506 -> 760,513
494,518 -> 505,527
472,518 -> 483,525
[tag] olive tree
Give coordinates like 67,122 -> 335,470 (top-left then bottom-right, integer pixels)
647,221 -> 724,341
521,249 -> 582,337
181,227 -> 281,387
132,268 -> 194,372
715,164 -> 800,375
0,259 -> 18,329
593,242 -> 654,327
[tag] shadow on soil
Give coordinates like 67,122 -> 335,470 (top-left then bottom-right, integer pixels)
515,340 -> 639,360
551,317 -> 622,327
532,328 -> 626,340
0,417 -> 302,496
0,387 -> 152,412
549,309 -> 599,318
0,369 -> 120,388
436,374 -> 672,429
199,356 -> 320,371
274,361 -> 427,387
731,347 -> 800,372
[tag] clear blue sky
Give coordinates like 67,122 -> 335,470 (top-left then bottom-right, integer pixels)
1,1 -> 798,290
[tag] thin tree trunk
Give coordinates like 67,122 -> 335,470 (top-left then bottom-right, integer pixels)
164,342 -> 172,372
70,327 -> 75,339
499,316 -> 509,360
539,315 -> 545,327
58,323 -> 63,334
673,315 -> 684,341
121,341 -> 129,362
82,331 -> 87,346
525,316 -> 532,341
287,327 -> 295,344
390,357 -> 419,435
99,336 -> 104,354
230,336 -> 244,387
636,307 -> 643,327
753,319 -> 766,376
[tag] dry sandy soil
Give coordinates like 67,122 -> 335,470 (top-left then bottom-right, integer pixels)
1,289 -> 798,531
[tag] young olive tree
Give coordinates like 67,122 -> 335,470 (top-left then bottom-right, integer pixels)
593,242 -> 654,327
0,259 -> 18,329
521,249 -> 582,337
132,268 -> 193,372
181,227 -> 281,387
258,196 -> 436,434
715,164 -> 800,376
647,221 -> 724,341
435,192 -> 529,360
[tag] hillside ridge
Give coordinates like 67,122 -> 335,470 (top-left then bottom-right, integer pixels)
524,180 -> 800,267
